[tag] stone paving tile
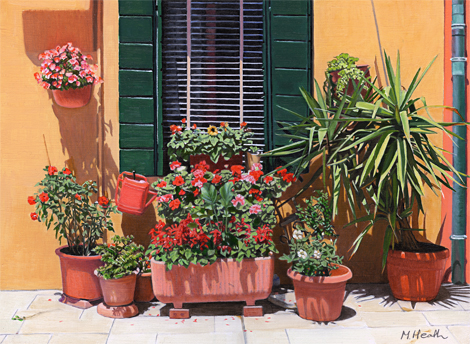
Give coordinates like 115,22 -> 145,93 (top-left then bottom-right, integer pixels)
458,301 -> 470,311
1,334 -> 51,344
0,318 -> 24,335
156,332 -> 244,344
0,292 -> 38,318
361,311 -> 428,328
243,312 -> 320,331
107,333 -> 158,344
423,311 -> 470,326
344,293 -> 402,313
397,300 -> 465,312
215,315 -> 243,332
139,302 -> 167,317
369,326 -> 457,344
110,316 -> 214,335
49,333 -> 108,344
19,316 -> 113,334
448,325 -> 470,344
244,330 -> 290,344
0,335 -> 5,342
286,328 -> 376,344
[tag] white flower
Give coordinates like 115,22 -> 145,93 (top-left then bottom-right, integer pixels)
313,250 -> 321,259
297,249 -> 307,259
292,229 -> 303,240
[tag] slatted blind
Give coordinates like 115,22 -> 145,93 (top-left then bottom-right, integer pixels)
160,0 -> 265,169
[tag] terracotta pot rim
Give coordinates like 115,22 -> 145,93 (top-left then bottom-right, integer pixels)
55,245 -> 101,260
151,252 -> 273,267
51,84 -> 93,92
388,247 -> 450,261
287,264 -> 352,284
138,272 -> 152,277
96,271 -> 138,280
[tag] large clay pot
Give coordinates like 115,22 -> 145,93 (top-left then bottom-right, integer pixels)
287,265 -> 352,322
52,84 -> 92,108
134,272 -> 154,302
98,273 -> 137,306
189,153 -> 243,172
387,244 -> 449,302
55,246 -> 104,301
151,254 -> 274,309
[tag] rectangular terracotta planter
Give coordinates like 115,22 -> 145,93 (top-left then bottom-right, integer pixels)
189,153 -> 243,171
151,255 -> 274,309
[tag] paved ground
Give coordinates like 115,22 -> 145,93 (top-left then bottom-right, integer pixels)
1,283 -> 469,344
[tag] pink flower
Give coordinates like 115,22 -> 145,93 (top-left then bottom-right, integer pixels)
241,173 -> 256,184
249,204 -> 261,214
157,194 -> 173,203
86,76 -> 93,83
170,161 -> 181,171
251,163 -> 263,171
231,195 -> 245,207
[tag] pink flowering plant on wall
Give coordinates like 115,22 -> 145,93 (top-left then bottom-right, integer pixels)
34,42 -> 103,90
148,160 -> 296,269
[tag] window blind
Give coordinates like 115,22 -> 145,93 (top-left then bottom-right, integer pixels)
161,0 -> 265,166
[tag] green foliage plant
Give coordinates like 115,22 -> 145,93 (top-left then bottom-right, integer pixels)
28,166 -> 119,256
281,192 -> 342,276
327,53 -> 365,94
167,120 -> 257,163
95,235 -> 144,280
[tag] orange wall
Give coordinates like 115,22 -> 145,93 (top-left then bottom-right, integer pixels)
0,0 -> 449,289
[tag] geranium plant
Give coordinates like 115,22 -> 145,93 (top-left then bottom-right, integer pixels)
167,120 -> 258,163
95,235 -> 144,280
148,161 -> 296,269
281,192 -> 342,277
34,42 -> 103,90
28,166 -> 118,256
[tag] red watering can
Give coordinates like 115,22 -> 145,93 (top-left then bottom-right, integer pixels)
115,171 -> 158,216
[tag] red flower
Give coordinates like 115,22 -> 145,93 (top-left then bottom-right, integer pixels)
173,176 -> 185,186
28,196 -> 36,205
39,192 -> 49,203
276,168 -> 287,177
30,212 -> 38,221
75,194 -> 81,200
157,180 -> 167,188
179,189 -> 186,196
48,166 -> 58,175
191,177 -> 207,188
211,174 -> 222,184
169,199 -> 181,210
193,189 -> 199,197
220,122 -> 226,127
264,176 -> 273,184
249,170 -> 264,182
182,118 -> 186,124
283,173 -> 297,183
240,122 -> 247,128
63,168 -> 72,175
98,196 -> 109,206
192,124 -> 197,129
170,161 -> 182,171
231,165 -> 244,176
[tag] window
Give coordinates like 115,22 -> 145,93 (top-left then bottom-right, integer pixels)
118,0 -> 312,175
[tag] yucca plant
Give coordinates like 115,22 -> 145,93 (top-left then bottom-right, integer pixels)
265,51 -> 466,268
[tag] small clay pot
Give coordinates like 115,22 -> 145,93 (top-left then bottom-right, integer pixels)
98,273 -> 137,307
134,272 -> 155,302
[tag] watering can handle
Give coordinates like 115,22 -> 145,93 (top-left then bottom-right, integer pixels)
145,189 -> 159,208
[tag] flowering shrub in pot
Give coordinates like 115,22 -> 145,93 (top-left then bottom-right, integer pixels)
28,166 -> 118,306
148,161 -> 295,316
281,192 -> 352,322
167,120 -> 257,166
34,42 -> 103,108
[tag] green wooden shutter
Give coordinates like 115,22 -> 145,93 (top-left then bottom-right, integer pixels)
264,0 -> 312,169
118,0 -> 163,176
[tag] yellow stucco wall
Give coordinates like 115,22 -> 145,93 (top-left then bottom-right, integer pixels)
0,0 -> 445,289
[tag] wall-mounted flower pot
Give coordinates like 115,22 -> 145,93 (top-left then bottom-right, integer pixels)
287,264 -> 352,322
55,246 -> 104,306
387,243 -> 449,302
134,272 -> 155,303
52,84 -> 92,108
189,153 -> 243,171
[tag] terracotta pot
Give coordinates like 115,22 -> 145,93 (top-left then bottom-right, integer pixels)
134,272 -> 154,302
287,265 -> 352,322
189,153 -> 243,172
387,245 -> 450,301
329,65 -> 370,97
98,273 -> 137,307
55,246 -> 104,301
52,84 -> 92,108
151,254 -> 274,308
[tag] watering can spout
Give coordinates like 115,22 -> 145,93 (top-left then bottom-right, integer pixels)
115,171 -> 157,216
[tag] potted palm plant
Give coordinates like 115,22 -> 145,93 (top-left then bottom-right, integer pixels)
265,51 -> 464,302
28,166 -> 119,308
281,192 -> 351,322
95,235 -> 144,318
34,42 -> 103,108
